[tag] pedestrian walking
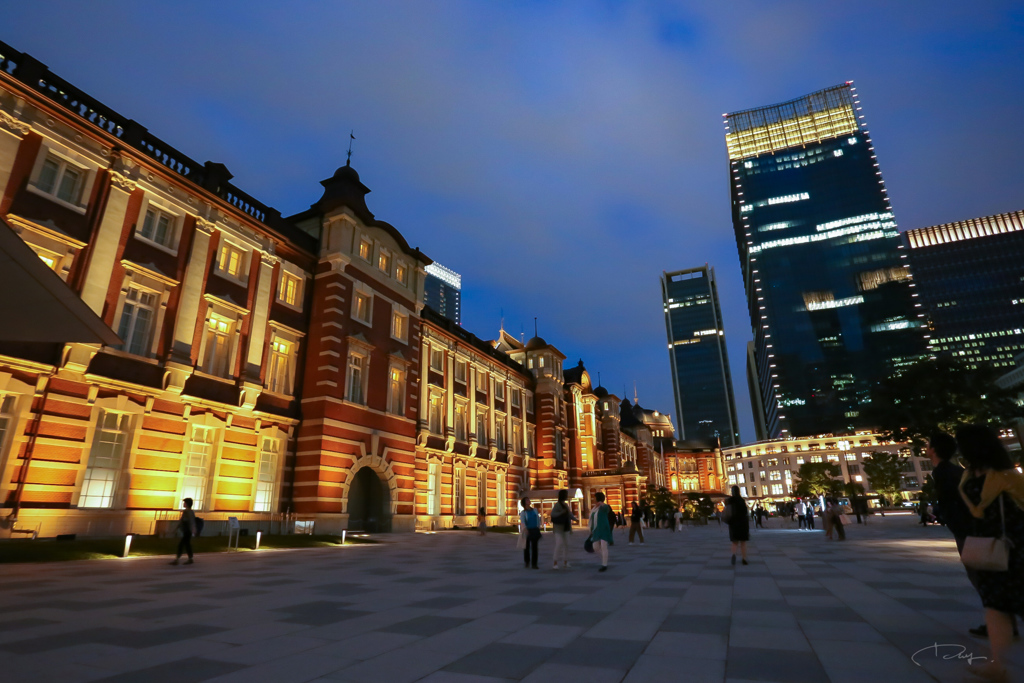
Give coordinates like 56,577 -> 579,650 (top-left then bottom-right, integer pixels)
796,499 -> 806,529
754,505 -> 765,529
519,497 -> 541,569
588,492 -> 614,572
805,502 -> 816,530
477,506 -> 487,536
824,500 -> 835,539
827,499 -> 846,540
723,485 -> 749,566
674,507 -> 683,531
169,497 -> 196,566
628,502 -> 645,545
550,489 -> 576,570
956,424 -> 1024,682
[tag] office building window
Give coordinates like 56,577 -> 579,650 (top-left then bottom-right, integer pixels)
79,411 -> 132,508
254,437 -> 279,512
117,286 -> 158,356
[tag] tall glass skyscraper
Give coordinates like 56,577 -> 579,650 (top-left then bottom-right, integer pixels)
424,262 -> 462,325
661,266 -> 740,447
725,83 -> 925,438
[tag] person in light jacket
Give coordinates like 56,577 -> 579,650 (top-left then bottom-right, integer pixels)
588,492 -> 614,572
550,489 -> 576,570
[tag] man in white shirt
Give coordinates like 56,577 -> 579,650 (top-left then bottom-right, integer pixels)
795,500 -> 807,530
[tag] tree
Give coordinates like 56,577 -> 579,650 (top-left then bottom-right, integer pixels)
793,463 -> 842,498
645,485 -> 676,521
862,357 -> 1020,455
862,451 -> 903,503
684,492 -> 716,520
842,481 -> 866,497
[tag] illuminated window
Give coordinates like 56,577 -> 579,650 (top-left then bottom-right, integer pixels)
396,261 -> 409,286
139,207 -> 177,248
497,472 -> 506,515
254,437 -> 279,512
388,367 -> 405,415
454,360 -> 467,383
278,272 -> 301,307
429,393 -> 444,434
353,291 -> 371,324
771,484 -> 783,495
478,470 -> 487,510
526,425 -> 535,456
430,348 -> 445,372
512,421 -> 522,454
267,338 -> 293,394
378,248 -> 392,275
511,389 -> 521,409
476,409 -> 488,444
181,425 -> 216,511
391,310 -> 407,343
477,368 -> 488,388
36,154 -> 84,204
29,246 -> 57,270
117,286 -> 158,357
427,462 -> 441,515
79,411 -> 132,508
495,417 -> 506,451
455,402 -> 467,441
346,352 -> 367,404
202,316 -> 234,377
359,238 -> 372,261
217,243 -> 246,279
494,382 -> 505,402
454,467 -> 465,516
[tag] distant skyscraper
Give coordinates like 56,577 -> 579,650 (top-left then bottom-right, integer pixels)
725,82 -> 925,438
424,262 -> 462,325
661,266 -> 740,447
905,209 -> 1024,369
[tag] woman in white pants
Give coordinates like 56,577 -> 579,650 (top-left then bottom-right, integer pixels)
550,489 -> 576,569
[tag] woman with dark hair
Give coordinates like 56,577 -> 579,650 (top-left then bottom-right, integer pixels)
550,489 -> 576,570
956,424 -> 1024,682
724,485 -> 749,566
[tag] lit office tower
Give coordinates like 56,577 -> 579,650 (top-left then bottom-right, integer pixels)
725,83 -> 925,438
661,266 -> 740,447
424,262 -> 462,325
905,210 -> 1024,369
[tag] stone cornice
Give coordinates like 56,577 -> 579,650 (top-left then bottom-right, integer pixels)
0,109 -> 30,137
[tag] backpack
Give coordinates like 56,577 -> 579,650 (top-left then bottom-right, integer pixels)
194,517 -> 205,536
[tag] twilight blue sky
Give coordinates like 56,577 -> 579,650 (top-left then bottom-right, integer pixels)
7,2 -> 1024,442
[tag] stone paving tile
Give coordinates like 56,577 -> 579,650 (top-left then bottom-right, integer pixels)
87,656 -> 245,683
443,643 -> 556,679
379,615 -> 472,636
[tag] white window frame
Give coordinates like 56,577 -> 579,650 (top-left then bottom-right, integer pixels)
345,350 -> 369,405
476,408 -> 488,444
477,470 -> 488,512
359,237 -> 373,262
396,260 -> 409,287
497,471 -> 506,516
136,199 -> 181,252
277,270 -> 303,310
454,466 -> 466,516
352,289 -> 373,326
216,240 -> 249,283
117,284 -> 160,357
454,360 -> 467,383
79,410 -> 133,509
29,148 -> 94,213
378,247 -> 392,276
495,416 -> 506,451
427,462 -> 441,516
511,389 -> 521,409
494,382 -> 505,402
266,335 -> 296,395
388,365 -> 406,416
254,436 -> 280,512
391,308 -> 408,344
428,391 -> 444,434
512,420 -> 522,454
181,424 -> 218,511
430,347 -> 445,373
201,312 -> 237,378
454,400 -> 468,441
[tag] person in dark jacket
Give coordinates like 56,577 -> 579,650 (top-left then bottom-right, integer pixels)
629,502 -> 645,545
170,497 -> 196,566
726,486 -> 749,565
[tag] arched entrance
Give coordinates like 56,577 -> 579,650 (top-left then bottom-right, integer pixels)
347,467 -> 392,532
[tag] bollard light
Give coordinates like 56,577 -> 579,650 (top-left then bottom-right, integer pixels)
123,534 -> 133,558
255,530 -> 262,550
342,530 -> 346,545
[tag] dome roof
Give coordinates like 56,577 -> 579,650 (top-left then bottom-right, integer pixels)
332,163 -> 360,182
524,336 -> 547,351
593,386 -> 609,398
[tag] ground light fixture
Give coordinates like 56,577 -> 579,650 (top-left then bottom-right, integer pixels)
255,530 -> 262,550
341,530 -> 346,545
123,534 -> 132,558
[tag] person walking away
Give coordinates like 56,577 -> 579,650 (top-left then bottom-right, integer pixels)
170,497 -> 196,565
828,500 -> 846,540
477,507 -> 487,536
674,507 -> 683,532
723,486 -> 750,565
589,492 -> 614,572
796,499 -> 807,529
824,500 -> 835,539
629,502 -> 645,545
519,497 -> 542,569
956,425 -> 1024,682
805,502 -> 816,530
550,490 -> 575,570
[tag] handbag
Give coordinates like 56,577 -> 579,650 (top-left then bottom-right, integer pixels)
583,535 -> 594,553
516,528 -> 526,551
961,494 -> 1010,572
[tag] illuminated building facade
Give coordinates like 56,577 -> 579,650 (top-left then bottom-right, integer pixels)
725,83 -> 925,438
661,266 -> 740,447
424,262 -> 461,325
904,210 -> 1024,369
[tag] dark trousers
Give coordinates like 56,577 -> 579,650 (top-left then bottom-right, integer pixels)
629,522 -> 644,543
177,531 -> 193,559
798,515 -> 806,529
806,514 -> 815,530
523,528 -> 540,567
834,519 -> 845,540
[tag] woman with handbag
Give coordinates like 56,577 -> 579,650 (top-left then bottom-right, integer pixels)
588,491 -> 614,572
956,424 -> 1024,683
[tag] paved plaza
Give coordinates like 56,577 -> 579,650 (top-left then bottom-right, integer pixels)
0,517 -> 1021,683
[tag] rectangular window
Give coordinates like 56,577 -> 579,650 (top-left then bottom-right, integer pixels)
202,317 -> 234,377
494,383 -> 505,401
254,437 -> 279,512
454,360 -> 467,383
476,369 -> 488,389
139,207 -> 176,248
454,468 -> 465,516
848,463 -> 860,474
378,249 -> 391,275
429,394 -> 443,434
526,393 -> 534,413
37,154 -> 84,204
497,472 -> 506,516
554,430 -> 563,467
217,243 -> 246,279
771,484 -> 783,495
769,470 -> 782,480
353,292 -> 371,324
455,403 -> 467,441
810,455 -> 823,463
267,338 -> 293,394
117,286 -> 158,356
512,421 -> 522,454
477,470 -> 487,511
278,272 -> 301,307
476,409 -> 488,444
391,311 -> 407,342
389,367 -> 405,415
79,411 -> 132,508
526,425 -> 535,456
427,462 -> 440,515
430,348 -> 445,372
346,353 -> 366,404
181,425 -> 216,511
511,389 -> 521,408
359,238 -> 372,261
396,261 -> 409,286
495,417 -> 506,450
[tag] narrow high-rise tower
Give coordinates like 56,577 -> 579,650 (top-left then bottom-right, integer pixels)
661,266 -> 740,447
424,262 -> 462,325
725,83 -> 925,438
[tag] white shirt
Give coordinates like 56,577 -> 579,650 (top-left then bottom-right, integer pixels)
796,502 -> 806,515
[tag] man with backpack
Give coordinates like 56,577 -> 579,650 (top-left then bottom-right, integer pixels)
170,497 -> 198,565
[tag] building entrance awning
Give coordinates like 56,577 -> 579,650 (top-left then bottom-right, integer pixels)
0,217 -> 120,344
